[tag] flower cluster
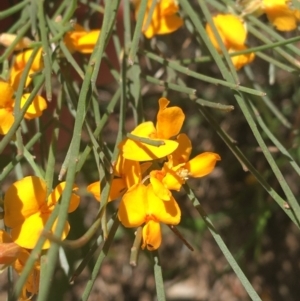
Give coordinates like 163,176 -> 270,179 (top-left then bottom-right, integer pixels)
1,176 -> 80,300
88,98 -> 220,251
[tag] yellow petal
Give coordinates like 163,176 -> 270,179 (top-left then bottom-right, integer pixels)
4,176 -> 47,228
170,133 -> 192,165
156,98 -> 185,139
131,121 -> 157,137
146,184 -> 181,225
118,184 -> 147,227
21,94 -> 47,120
11,213 -> 70,249
150,176 -> 171,201
47,182 -> 80,213
206,14 -> 247,51
76,30 -> 101,53
186,152 -> 221,178
119,137 -> 179,161
0,81 -> 14,107
0,108 -> 14,135
142,220 -> 162,250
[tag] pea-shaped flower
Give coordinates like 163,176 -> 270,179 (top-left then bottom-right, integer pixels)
4,176 -> 80,249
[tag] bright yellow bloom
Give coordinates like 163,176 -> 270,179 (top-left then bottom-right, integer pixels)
64,24 -> 101,53
0,80 -> 47,135
0,230 -> 40,300
4,176 -> 80,250
206,14 -> 255,70
150,134 -> 221,192
134,0 -> 183,39
262,0 -> 300,31
119,98 -> 185,161
118,183 -> 181,250
10,48 -> 43,90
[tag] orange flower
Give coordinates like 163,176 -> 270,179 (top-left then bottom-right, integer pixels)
206,14 -> 255,70
119,98 -> 185,161
118,183 -> 181,250
4,176 -> 80,249
150,134 -> 221,192
262,0 -> 300,31
134,0 -> 183,38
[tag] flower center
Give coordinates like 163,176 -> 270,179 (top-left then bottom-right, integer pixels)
176,168 -> 189,180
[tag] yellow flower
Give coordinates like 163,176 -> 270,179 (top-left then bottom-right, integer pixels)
0,230 -> 40,301
118,182 -> 181,250
206,14 -> 255,70
0,80 -> 47,135
10,48 -> 43,90
150,134 -> 221,192
134,0 -> 183,39
262,0 -> 300,31
64,24 -> 101,54
4,176 -> 80,250
119,98 -> 185,161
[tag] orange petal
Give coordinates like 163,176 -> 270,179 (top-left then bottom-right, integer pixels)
146,184 -> 181,225
170,133 -> 192,165
0,107 -> 14,135
21,93 -> 47,120
119,137 -> 179,161
0,230 -> 21,265
186,152 -> 221,178
0,81 -> 14,107
156,98 -> 185,139
0,242 -> 22,265
263,0 -> 299,31
47,182 -> 80,213
142,220 -> 162,250
4,176 -> 47,228
118,184 -> 147,227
